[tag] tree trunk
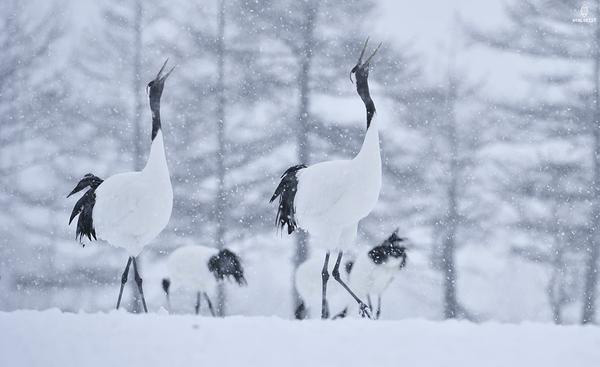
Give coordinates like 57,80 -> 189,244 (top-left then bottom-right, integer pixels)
582,0 -> 600,325
442,76 -> 459,319
130,0 -> 144,314
133,0 -> 144,169
548,182 -> 565,325
215,0 -> 227,317
292,1 -> 317,316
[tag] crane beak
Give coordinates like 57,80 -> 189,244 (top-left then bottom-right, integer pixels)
155,58 -> 176,84
350,38 -> 381,83
67,181 -> 87,198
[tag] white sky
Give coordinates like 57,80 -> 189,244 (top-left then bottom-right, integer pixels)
60,0 -> 589,101
374,0 -> 525,99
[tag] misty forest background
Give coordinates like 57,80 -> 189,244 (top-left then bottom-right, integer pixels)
2,0 -> 600,325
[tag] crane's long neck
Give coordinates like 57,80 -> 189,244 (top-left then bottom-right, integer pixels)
150,98 -> 161,140
144,93 -> 168,177
143,130 -> 169,177
353,65 -> 380,166
355,116 -> 380,165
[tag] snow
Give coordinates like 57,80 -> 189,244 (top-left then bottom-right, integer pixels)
1,311 -> 599,367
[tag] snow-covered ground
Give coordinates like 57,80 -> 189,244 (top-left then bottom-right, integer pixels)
1,310 -> 599,367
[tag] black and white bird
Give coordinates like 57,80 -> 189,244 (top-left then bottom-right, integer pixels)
67,60 -> 175,312
295,230 -> 408,320
346,230 -> 408,319
161,245 -> 247,315
271,39 -> 382,319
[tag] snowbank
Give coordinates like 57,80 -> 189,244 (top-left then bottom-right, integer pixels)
1,310 -> 599,367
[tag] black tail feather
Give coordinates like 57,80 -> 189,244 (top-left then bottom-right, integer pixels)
68,174 -> 103,243
270,164 -> 306,234
208,249 -> 247,286
332,307 -> 348,320
295,301 -> 307,320
162,278 -> 171,295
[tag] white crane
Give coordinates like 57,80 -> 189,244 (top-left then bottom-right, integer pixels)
295,230 -> 408,320
67,60 -> 175,312
161,245 -> 247,315
270,39 -> 382,319
346,230 -> 408,319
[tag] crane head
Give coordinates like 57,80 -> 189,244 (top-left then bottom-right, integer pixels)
67,173 -> 103,198
368,229 -> 408,269
147,58 -> 175,107
350,37 -> 381,83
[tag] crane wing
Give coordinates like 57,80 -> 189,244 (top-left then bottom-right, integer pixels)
93,172 -> 153,239
294,159 -> 356,221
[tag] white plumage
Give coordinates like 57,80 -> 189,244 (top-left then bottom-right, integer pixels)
346,239 -> 408,319
294,125 -> 381,251
93,131 -> 173,256
271,39 -> 383,318
349,251 -> 405,298
166,245 -> 221,294
162,245 -> 247,315
67,60 -> 175,312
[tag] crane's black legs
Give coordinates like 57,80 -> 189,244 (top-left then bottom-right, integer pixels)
162,278 -> 171,312
131,257 -> 148,313
204,292 -> 216,317
332,251 -> 372,319
115,256 -> 148,313
116,257 -> 133,310
195,292 -> 201,315
321,252 -> 331,319
367,294 -> 382,319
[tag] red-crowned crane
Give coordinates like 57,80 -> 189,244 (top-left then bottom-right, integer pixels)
67,60 -> 175,312
161,245 -> 247,315
270,39 -> 382,319
346,230 -> 408,319
295,230 -> 408,320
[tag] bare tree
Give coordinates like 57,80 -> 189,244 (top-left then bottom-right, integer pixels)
72,0 -> 148,312
466,0 -> 599,323
511,161 -> 587,323
0,0 -> 64,309
214,0 -> 227,316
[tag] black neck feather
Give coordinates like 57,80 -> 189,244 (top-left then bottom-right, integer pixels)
207,249 -> 247,286
355,67 -> 375,129
150,102 -> 161,141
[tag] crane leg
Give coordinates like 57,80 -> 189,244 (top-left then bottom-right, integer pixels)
195,292 -> 201,315
204,292 -> 216,317
132,257 -> 148,313
332,307 -> 348,319
321,252 -> 331,319
376,295 -> 382,320
332,251 -> 372,319
116,257 -> 133,310
162,279 -> 171,312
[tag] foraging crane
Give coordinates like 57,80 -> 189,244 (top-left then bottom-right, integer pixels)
67,60 -> 175,312
346,230 -> 408,319
270,39 -> 382,319
295,230 -> 408,320
161,245 -> 247,315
